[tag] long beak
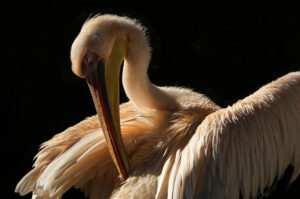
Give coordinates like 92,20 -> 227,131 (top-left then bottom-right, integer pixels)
86,39 -> 129,181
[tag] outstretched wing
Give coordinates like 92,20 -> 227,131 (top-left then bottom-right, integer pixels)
15,102 -> 154,199
158,72 -> 300,199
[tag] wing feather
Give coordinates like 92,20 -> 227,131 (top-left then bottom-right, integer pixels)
163,72 -> 300,199
16,102 -> 154,199
193,72 -> 300,198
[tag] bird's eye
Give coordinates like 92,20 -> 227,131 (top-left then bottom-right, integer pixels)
84,54 -> 92,65
81,51 -> 99,79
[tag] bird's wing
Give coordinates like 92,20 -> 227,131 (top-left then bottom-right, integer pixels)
16,102 -> 154,199
157,72 -> 300,199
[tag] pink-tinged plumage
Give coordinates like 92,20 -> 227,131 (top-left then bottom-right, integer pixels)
16,14 -> 300,199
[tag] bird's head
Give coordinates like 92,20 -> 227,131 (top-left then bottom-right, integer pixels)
70,15 -> 134,181
71,14 -> 129,81
71,15 -> 125,78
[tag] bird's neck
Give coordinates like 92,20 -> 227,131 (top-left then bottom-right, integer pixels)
122,31 -> 179,111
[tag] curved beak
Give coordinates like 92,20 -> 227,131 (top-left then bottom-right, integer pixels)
85,39 -> 129,181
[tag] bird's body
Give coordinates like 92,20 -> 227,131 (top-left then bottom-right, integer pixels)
17,87 -> 220,198
16,14 -> 300,199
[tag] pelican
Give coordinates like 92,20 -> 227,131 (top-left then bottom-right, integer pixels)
16,14 -> 300,199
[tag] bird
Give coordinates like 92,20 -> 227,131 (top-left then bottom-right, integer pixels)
15,14 -> 300,199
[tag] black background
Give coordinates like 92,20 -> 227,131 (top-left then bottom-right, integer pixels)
3,2 -> 300,199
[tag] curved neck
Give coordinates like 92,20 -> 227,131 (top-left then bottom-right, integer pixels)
121,30 -> 179,111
